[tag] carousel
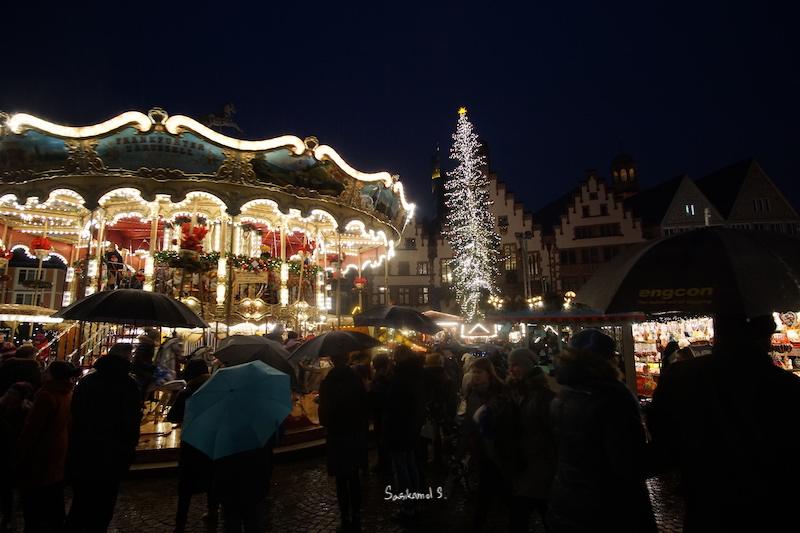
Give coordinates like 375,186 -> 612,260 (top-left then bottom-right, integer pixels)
0,108 -> 414,349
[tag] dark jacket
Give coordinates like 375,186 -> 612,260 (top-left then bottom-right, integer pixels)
547,348 -> 657,533
486,369 -> 557,499
14,378 -> 74,488
168,373 -> 213,494
382,356 -> 426,451
67,355 -> 142,482
423,365 -> 458,419
455,380 -> 502,462
319,364 -> 369,476
132,339 -> 157,385
647,349 -> 800,532
212,437 -> 275,506
318,365 -> 368,437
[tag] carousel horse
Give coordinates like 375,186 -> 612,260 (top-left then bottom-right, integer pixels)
197,102 -> 244,133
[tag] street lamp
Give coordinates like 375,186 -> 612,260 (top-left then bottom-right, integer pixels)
563,291 -> 576,310
488,295 -> 504,310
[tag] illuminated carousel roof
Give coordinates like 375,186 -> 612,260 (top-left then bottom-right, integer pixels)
0,108 -> 414,255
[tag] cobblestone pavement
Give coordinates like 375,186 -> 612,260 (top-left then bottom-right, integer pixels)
4,449 -> 685,532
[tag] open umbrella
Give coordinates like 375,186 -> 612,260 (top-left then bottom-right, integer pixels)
353,305 -> 443,335
51,289 -> 208,328
290,330 -> 382,360
576,227 -> 800,317
213,335 -> 299,389
181,360 -> 292,459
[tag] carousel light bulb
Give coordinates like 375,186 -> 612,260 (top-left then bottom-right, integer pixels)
216,284 -> 226,305
87,259 -> 98,278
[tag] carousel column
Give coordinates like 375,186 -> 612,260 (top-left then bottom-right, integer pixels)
279,223 -> 289,306
144,207 -> 159,292
215,217 -> 228,314
85,210 -> 102,296
224,218 -> 236,336
336,231 -> 342,328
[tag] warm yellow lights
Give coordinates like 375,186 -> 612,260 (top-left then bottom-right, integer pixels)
458,107 -> 468,115
7,111 -> 151,137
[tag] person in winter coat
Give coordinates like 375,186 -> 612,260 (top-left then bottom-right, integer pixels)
647,314 -> 800,532
454,357 -> 504,533
14,360 -> 81,533
485,348 -> 556,533
547,329 -> 657,533
421,352 -> 457,465
367,353 -> 393,473
64,343 -> 143,533
0,344 -> 42,396
167,359 -> 217,533
132,328 -> 160,402
318,351 -> 369,533
0,382 -> 32,532
382,345 -> 426,527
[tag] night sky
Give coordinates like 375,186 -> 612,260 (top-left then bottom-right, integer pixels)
2,1 -> 797,219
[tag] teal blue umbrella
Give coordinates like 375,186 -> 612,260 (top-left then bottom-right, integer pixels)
181,360 -> 292,459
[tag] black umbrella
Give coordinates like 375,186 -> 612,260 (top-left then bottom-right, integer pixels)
575,227 -> 800,318
51,289 -> 208,328
290,330 -> 382,360
353,305 -> 443,335
213,335 -> 299,389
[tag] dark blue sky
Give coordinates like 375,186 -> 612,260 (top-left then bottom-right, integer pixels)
2,1 -> 797,218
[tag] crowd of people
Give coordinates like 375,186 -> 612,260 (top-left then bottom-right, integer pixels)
0,314 -> 796,532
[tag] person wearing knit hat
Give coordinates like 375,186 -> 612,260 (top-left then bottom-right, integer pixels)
547,329 -> 656,532
8,381 -> 33,401
485,346 -> 556,532
424,353 -> 444,368
44,361 -> 81,381
507,348 -> 539,376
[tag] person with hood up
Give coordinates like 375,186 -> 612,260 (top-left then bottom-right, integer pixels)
64,343 -> 142,532
14,360 -> 81,533
547,329 -> 657,533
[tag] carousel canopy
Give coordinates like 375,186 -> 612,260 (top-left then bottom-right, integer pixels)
0,108 -> 413,259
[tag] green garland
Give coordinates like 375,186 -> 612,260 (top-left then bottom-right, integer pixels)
151,251 -> 320,277
21,279 -> 53,289
152,251 -> 220,273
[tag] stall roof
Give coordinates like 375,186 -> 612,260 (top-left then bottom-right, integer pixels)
485,310 -> 646,323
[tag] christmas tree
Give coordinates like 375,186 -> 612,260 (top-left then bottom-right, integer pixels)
444,108 -> 500,323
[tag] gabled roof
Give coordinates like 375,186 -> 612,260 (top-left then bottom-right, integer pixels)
694,157 -> 756,218
624,174 -> 686,228
532,189 -> 577,236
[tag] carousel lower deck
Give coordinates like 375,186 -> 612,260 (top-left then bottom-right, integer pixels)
132,391 -> 324,469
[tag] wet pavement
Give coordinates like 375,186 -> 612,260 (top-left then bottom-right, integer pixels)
3,449 -> 685,532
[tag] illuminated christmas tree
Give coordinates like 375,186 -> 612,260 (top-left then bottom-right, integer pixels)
444,108 -> 500,323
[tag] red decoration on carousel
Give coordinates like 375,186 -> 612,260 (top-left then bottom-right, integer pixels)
31,237 -> 52,250
179,224 -> 209,253
354,277 -> 367,288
